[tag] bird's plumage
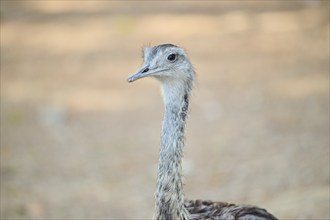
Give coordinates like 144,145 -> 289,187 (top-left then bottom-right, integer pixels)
185,200 -> 277,220
128,44 -> 277,220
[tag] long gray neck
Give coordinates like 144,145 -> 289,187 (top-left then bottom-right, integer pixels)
154,79 -> 192,220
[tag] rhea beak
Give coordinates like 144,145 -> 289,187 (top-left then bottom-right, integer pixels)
127,65 -> 150,83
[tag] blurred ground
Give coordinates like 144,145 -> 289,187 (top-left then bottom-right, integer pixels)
1,1 -> 329,219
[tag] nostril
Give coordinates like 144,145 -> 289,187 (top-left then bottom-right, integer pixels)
142,68 -> 149,73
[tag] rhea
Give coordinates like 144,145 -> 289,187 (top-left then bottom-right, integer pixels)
127,44 -> 277,220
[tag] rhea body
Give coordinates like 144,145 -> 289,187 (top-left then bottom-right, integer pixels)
127,44 -> 277,220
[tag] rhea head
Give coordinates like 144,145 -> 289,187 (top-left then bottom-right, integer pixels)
127,44 -> 195,84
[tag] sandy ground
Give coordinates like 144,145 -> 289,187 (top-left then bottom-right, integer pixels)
1,1 -> 329,219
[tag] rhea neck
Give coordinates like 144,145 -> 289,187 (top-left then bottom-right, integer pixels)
154,78 -> 192,220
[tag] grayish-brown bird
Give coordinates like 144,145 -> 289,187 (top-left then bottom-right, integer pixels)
127,44 -> 277,220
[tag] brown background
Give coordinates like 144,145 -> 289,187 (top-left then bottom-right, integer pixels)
1,1 -> 329,219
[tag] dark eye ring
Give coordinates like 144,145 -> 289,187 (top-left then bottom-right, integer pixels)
167,53 -> 177,62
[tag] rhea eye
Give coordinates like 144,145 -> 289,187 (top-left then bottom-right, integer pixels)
167,53 -> 177,62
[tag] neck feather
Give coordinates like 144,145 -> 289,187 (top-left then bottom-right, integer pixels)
154,79 -> 192,220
